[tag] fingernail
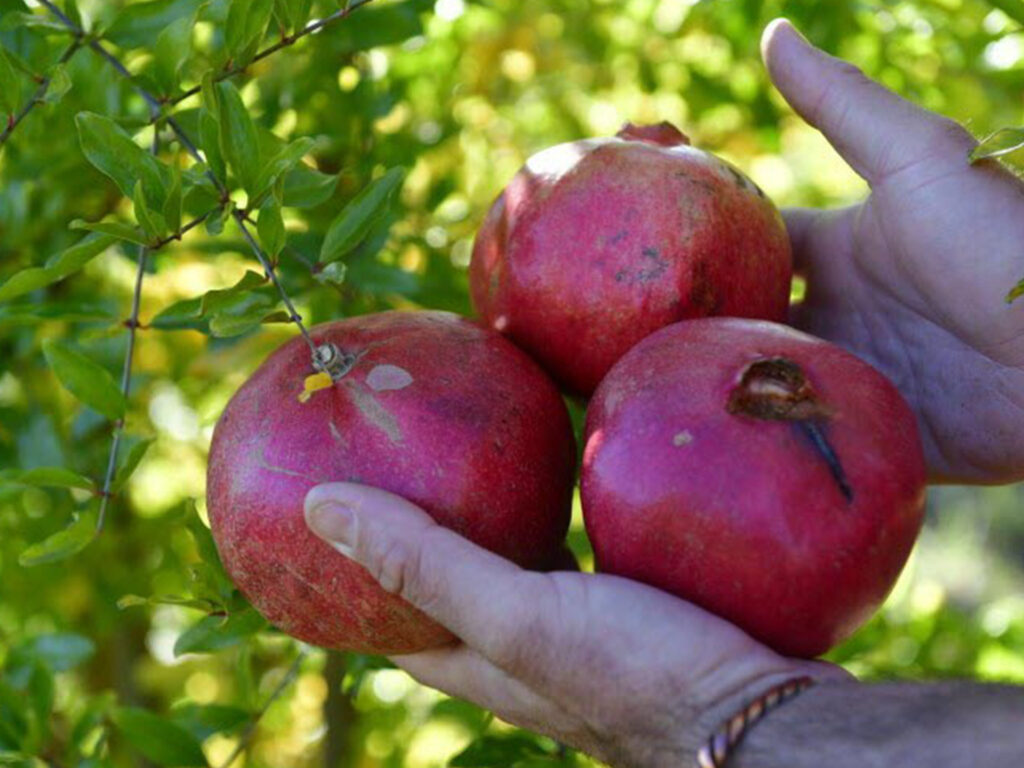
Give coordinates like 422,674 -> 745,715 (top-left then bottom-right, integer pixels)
306,502 -> 356,559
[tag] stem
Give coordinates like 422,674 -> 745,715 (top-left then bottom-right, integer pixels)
218,651 -> 306,768
0,40 -> 82,147
95,129 -> 160,533
167,0 -> 378,108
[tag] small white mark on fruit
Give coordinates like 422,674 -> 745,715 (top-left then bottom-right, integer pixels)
673,430 -> 694,447
494,314 -> 510,332
367,364 -> 414,392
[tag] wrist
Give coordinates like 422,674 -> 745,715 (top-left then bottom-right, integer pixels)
681,659 -> 853,768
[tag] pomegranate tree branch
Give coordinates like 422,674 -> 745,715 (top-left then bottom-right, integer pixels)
0,40 -> 82,147
38,0 -> 321,361
96,128 -> 160,533
217,651 -> 307,768
167,0 -> 377,108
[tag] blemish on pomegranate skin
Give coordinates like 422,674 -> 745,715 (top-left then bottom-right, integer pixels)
367,364 -> 414,392
672,431 -> 694,447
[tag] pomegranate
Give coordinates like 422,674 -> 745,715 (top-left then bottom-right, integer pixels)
470,122 -> 792,396
581,318 -> 926,658
207,311 -> 576,654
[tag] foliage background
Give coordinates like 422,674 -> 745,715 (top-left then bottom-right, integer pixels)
1,0 -> 1023,766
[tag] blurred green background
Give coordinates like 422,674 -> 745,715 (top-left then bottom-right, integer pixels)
1,0 -> 1023,765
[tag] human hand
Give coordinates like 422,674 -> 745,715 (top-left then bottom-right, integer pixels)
762,20 -> 1024,485
304,483 -> 846,768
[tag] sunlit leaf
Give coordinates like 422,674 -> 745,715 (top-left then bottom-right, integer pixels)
216,82 -> 260,194
970,127 -> 1024,162
320,167 -> 405,263
112,438 -> 154,493
19,505 -> 98,567
174,608 -> 267,656
132,181 -> 166,241
39,64 -> 71,105
75,113 -> 169,208
257,196 -> 285,257
113,708 -> 207,767
0,12 -> 71,33
282,164 -> 337,208
225,0 -> 274,66
42,340 -> 125,419
0,234 -> 117,303
153,13 -> 196,94
253,137 -> 316,203
314,261 -> 347,287
105,0 -> 199,48
0,466 -> 95,491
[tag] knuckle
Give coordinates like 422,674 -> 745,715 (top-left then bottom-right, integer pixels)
929,116 -> 975,152
367,536 -> 417,596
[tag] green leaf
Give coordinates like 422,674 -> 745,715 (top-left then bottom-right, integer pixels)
314,261 -> 347,287
0,12 -> 72,33
328,0 -> 429,53
449,735 -> 554,767
133,181 -> 166,241
320,168 -> 405,263
28,634 -> 95,671
42,340 -> 126,419
164,163 -> 183,234
0,46 -> 22,116
106,0 -> 199,48
274,0 -> 313,33
171,704 -> 249,742
113,708 -> 207,767
282,165 -> 337,208
0,233 -> 118,303
199,271 -> 267,315
71,219 -> 150,247
117,594 -> 220,612
75,113 -> 169,208
153,14 -> 196,94
19,506 -> 98,567
216,81 -> 260,194
1007,277 -> 1024,304
174,609 -> 267,656
197,107 -> 226,184
970,127 -> 1024,162
257,197 -> 285,257
208,307 -> 288,337
112,438 -> 154,493
204,201 -> 230,236
0,467 -> 95,491
39,63 -> 71,105
149,296 -> 204,330
225,0 -> 274,66
253,137 -> 316,202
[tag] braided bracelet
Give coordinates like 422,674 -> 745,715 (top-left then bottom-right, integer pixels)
695,675 -> 815,768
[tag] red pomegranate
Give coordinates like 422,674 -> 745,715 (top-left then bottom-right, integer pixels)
207,311 -> 576,654
470,122 -> 792,396
581,318 -> 926,658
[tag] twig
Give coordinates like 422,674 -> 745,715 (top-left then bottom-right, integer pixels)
218,651 -> 307,768
38,0 -> 325,362
0,40 -> 82,147
167,0 -> 377,108
95,129 -> 160,533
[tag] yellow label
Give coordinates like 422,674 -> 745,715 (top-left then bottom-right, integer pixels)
298,371 -> 334,403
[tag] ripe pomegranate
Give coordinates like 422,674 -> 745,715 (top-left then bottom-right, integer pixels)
581,318 -> 926,658
470,122 -> 792,396
207,311 -> 576,654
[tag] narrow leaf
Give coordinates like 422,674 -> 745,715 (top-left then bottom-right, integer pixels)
113,438 -> 154,493
174,609 -> 267,656
42,340 -> 126,419
970,126 -> 1024,162
113,708 -> 207,767
19,506 -> 98,567
71,219 -> 150,247
253,137 -> 315,202
320,168 -> 404,263
153,14 -> 196,94
216,82 -> 260,194
0,46 -> 22,116
225,0 -> 274,65
106,0 -> 198,48
133,181 -> 166,241
282,165 -> 337,208
0,12 -> 71,32
0,467 -> 95,491
208,307 -> 288,337
75,113 -> 169,208
164,163 -> 183,234
257,197 -> 285,257
0,234 -> 118,303
39,64 -> 71,105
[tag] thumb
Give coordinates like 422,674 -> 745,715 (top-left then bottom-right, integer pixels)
303,482 -> 541,661
761,18 -> 976,184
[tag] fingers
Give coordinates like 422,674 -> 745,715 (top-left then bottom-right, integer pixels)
762,18 -> 976,184
304,482 -> 554,668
